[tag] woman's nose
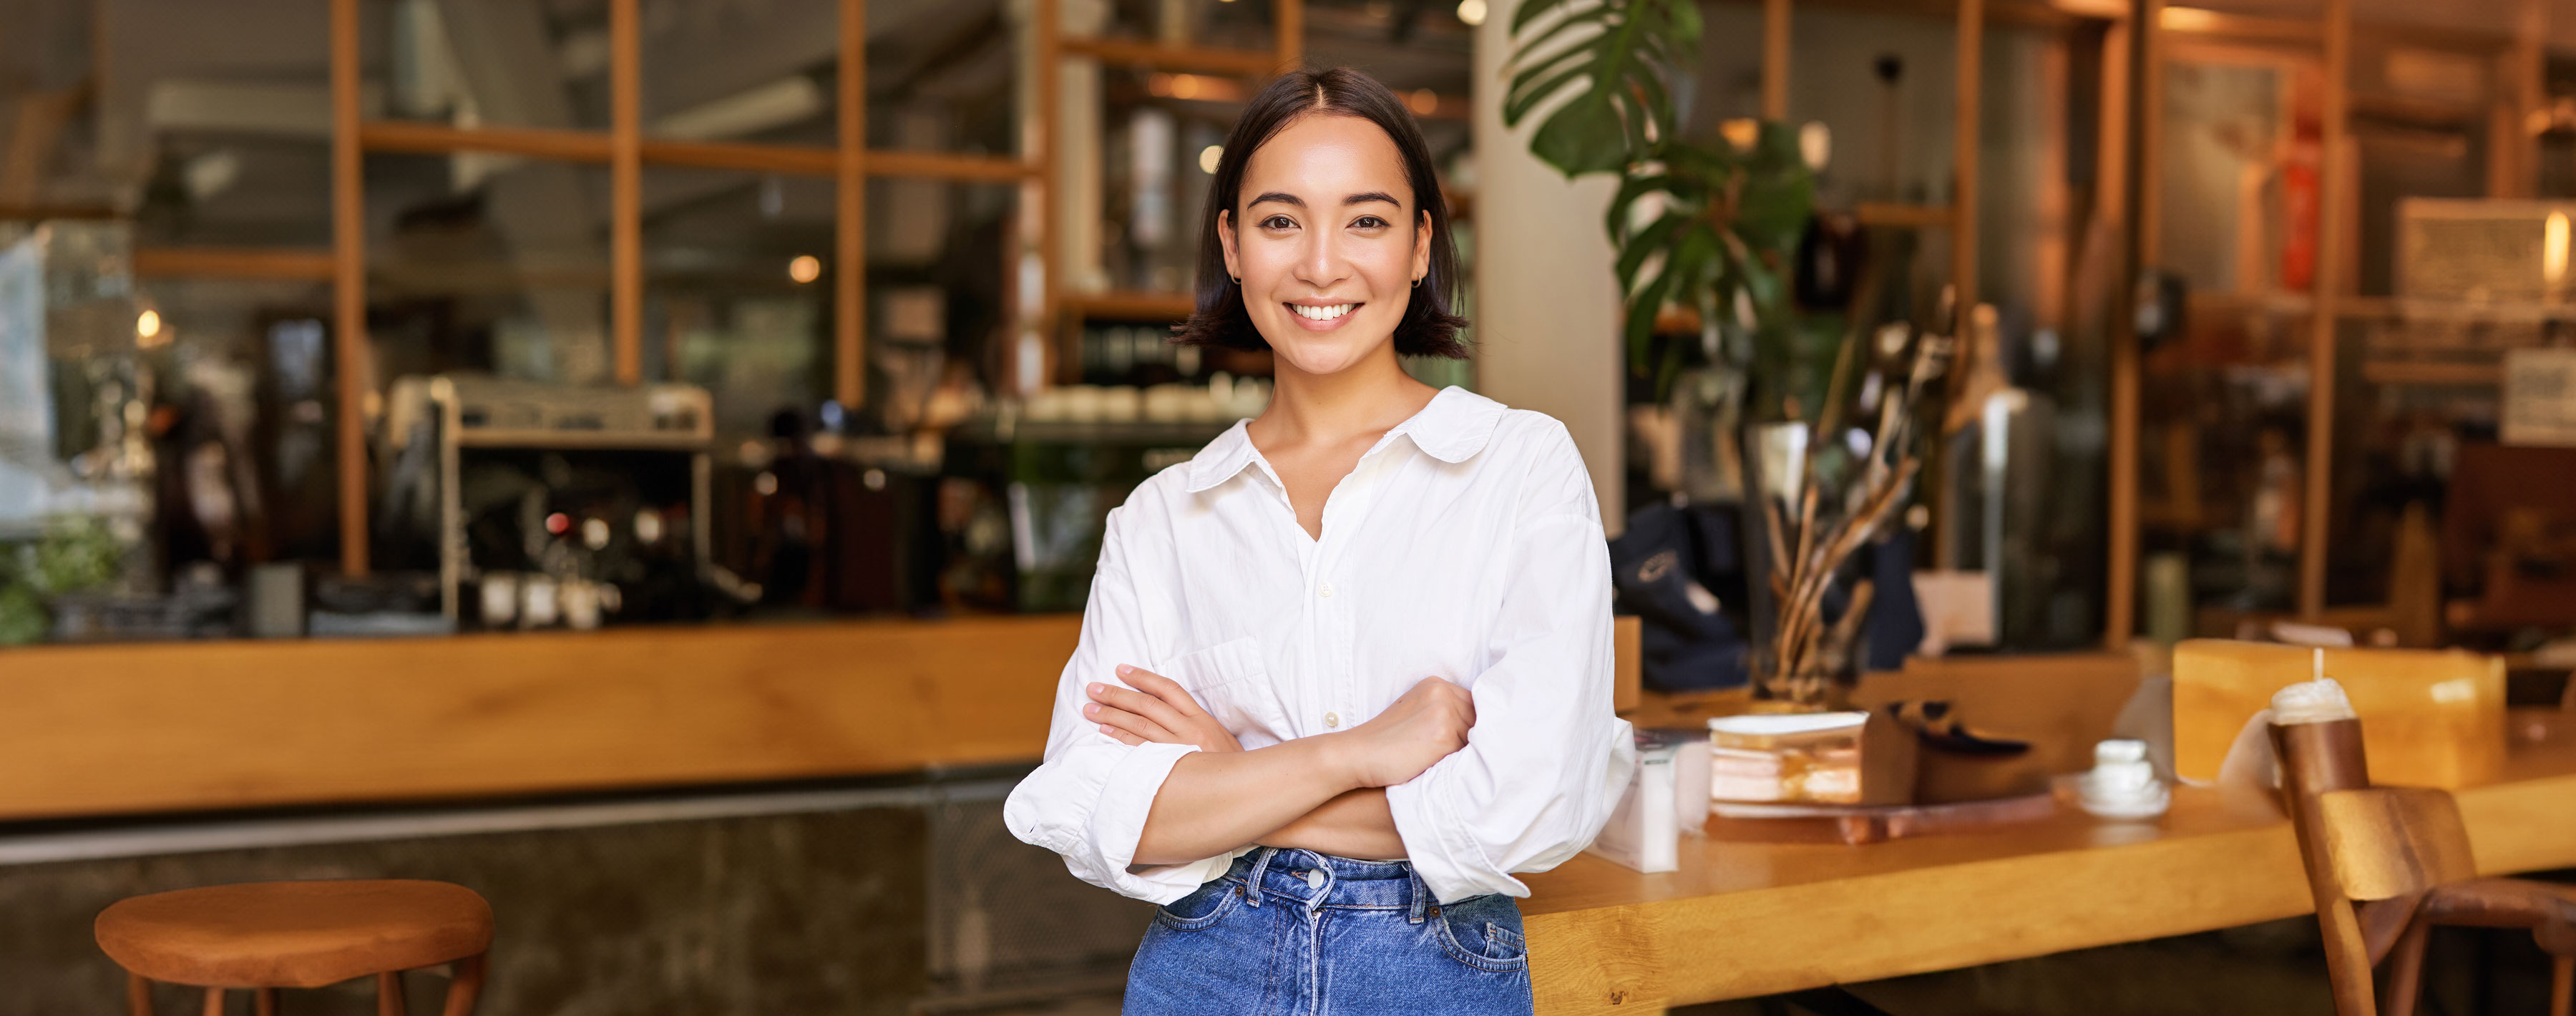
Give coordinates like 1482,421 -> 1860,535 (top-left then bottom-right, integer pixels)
1292,230 -> 1347,289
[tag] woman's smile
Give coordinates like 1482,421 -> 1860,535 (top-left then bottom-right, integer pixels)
1286,301 -> 1364,330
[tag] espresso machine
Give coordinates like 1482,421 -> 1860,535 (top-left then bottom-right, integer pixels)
381,375 -> 716,626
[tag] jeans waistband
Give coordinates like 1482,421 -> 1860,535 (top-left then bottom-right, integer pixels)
1225,847 -> 1433,917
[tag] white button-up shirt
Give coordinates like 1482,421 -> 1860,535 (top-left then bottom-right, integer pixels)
1004,386 -> 1636,905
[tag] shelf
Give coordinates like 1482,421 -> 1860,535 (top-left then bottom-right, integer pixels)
1062,290 -> 1196,323
453,429 -> 710,452
1056,38 -> 1282,78
134,246 -> 335,281
2359,360 -> 2504,386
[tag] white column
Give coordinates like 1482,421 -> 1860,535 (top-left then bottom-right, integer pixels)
1470,9 -> 1626,534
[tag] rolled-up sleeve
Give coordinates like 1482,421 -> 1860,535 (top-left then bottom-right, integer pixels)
1385,431 -> 1638,903
1003,507 -> 1240,904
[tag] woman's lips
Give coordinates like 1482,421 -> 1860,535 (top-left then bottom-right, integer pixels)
1284,302 -> 1361,331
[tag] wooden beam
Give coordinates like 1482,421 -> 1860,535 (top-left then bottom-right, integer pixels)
361,122 -> 1035,182
1059,290 -> 1196,323
2107,2 -> 2156,648
837,0 -> 866,409
134,246 -> 335,281
359,120 -> 613,161
862,149 -> 1038,182
1762,0 -> 1791,122
2299,0 -> 2351,619
1277,0 -> 1303,70
0,202 -> 114,220
610,0 -> 642,386
330,0 -> 369,577
1951,0 -> 1982,376
1853,202 -> 1953,229
1057,37 -> 1282,78
2497,0 -> 2547,199
1036,0 -> 1060,394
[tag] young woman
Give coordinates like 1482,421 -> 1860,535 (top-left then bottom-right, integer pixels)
1004,67 -> 1635,1016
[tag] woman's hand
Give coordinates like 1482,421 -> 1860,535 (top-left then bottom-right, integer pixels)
1331,677 -> 1474,788
1085,665 -> 1244,753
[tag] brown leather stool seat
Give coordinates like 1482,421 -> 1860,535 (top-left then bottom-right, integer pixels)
97,879 -> 492,1016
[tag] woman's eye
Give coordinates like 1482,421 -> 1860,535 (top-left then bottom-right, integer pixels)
1261,215 -> 1295,230
1352,215 -> 1387,229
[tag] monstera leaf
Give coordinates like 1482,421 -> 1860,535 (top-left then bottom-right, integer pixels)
1503,0 -> 1699,177
1506,0 -> 1813,395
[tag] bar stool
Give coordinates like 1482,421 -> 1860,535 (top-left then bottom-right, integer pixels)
96,879 -> 493,1016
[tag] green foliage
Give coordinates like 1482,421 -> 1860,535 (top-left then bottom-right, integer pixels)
1503,0 -> 1698,176
0,582 -> 42,645
1505,0 -> 1816,400
0,516 -> 127,645
26,515 -> 122,595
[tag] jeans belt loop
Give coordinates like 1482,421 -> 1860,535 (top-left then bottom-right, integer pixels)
1304,861 -> 1332,917
1245,846 -> 1278,908
1407,866 -> 1429,924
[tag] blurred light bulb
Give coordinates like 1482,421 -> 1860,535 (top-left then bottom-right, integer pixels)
1456,0 -> 1488,25
789,255 -> 822,283
2547,211 -> 2568,286
1408,89 -> 1440,117
1199,145 -> 1224,175
137,310 -> 162,339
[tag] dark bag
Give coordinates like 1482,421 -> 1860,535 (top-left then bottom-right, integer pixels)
1609,502 -> 1750,693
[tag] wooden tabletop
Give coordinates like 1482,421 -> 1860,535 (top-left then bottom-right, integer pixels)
1518,715 -> 2576,1014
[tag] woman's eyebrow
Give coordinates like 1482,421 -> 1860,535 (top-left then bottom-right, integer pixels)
1248,191 -> 1304,207
1342,191 -> 1402,207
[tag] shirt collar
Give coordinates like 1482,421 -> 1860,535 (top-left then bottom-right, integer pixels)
1182,386 -> 1505,494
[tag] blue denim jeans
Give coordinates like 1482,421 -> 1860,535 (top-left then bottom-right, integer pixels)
1122,847 -> 1533,1016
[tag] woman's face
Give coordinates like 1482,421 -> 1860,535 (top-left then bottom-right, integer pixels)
1219,113 -> 1433,378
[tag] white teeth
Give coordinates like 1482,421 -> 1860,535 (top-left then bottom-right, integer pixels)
1292,303 -> 1357,321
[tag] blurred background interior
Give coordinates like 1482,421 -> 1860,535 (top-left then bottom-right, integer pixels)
1,0 -> 2574,1013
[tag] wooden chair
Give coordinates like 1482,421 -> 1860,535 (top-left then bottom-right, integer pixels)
2273,718 -> 2576,1016
95,879 -> 492,1016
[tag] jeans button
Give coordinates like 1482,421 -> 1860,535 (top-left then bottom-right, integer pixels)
1306,869 -> 1325,890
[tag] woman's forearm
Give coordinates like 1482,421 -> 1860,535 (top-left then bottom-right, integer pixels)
1131,735 -> 1360,866
1257,788 -> 1405,859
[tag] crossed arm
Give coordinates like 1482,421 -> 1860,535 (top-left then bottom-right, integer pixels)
1083,665 -> 1473,866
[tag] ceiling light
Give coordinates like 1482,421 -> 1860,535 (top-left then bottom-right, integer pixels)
1199,145 -> 1224,175
1457,0 -> 1488,26
136,310 -> 162,340
789,255 -> 821,284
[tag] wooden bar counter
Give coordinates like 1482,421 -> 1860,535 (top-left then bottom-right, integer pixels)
4,622 -> 2571,1014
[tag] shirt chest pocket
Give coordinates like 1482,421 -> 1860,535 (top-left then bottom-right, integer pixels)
1156,637 -> 1292,749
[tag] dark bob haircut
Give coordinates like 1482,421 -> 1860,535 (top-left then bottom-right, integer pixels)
1172,67 -> 1469,359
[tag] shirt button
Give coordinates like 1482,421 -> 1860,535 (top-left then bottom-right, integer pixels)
1318,582 -> 1335,598
1324,712 -> 1341,728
